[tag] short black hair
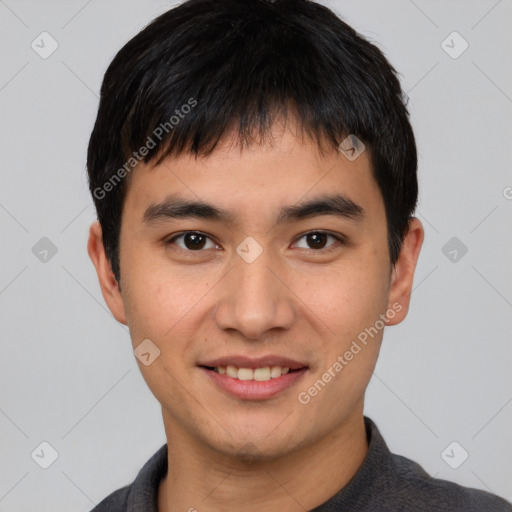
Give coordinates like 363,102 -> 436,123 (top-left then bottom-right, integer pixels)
87,0 -> 418,284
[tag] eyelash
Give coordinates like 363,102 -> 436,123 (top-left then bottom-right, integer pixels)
164,230 -> 346,254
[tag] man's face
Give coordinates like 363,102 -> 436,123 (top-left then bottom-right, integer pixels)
107,124 -> 404,459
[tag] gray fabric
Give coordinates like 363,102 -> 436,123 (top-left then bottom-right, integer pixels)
91,417 -> 512,511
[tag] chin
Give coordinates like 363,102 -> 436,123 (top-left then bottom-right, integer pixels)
203,420 -> 309,461
215,438 -> 293,462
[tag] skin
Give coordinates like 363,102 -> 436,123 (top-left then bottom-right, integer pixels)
88,121 -> 423,511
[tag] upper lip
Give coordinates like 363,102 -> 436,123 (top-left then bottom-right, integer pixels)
199,355 -> 307,371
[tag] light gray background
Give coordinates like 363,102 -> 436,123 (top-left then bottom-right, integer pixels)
1,0 -> 511,510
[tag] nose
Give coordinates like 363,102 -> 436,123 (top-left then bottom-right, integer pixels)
214,248 -> 296,341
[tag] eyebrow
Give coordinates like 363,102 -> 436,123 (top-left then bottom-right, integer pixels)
142,193 -> 365,226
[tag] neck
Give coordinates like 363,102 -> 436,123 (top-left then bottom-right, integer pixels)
157,409 -> 368,512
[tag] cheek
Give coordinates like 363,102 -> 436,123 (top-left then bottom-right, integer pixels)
295,256 -> 389,342
120,252 -> 174,339
120,248 -> 220,350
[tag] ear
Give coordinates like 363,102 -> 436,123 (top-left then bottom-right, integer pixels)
87,221 -> 128,325
386,217 -> 424,326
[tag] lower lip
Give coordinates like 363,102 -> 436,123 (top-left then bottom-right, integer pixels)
200,367 -> 308,400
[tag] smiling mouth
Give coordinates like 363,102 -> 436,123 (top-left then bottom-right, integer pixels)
201,365 -> 302,382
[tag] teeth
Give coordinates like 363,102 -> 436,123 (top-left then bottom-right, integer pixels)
215,365 -> 291,381
253,367 -> 270,381
226,365 -> 238,378
270,366 -> 282,378
238,368 -> 254,381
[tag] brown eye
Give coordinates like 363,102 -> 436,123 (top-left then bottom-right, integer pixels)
167,232 -> 217,251
293,231 -> 344,251
306,233 -> 328,249
183,233 -> 206,250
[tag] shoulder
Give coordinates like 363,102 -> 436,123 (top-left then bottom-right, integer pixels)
88,443 -> 168,512
89,484 -> 130,511
388,453 -> 512,512
355,418 -> 512,512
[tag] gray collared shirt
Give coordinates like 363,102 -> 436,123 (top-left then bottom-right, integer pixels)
91,417 -> 512,511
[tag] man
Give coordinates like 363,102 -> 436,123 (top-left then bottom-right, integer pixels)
86,0 -> 512,510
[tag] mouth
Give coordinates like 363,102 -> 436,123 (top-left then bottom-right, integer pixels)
201,364 -> 299,382
198,356 -> 309,400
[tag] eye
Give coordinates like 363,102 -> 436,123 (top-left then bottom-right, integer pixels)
293,231 -> 344,251
166,231 -> 218,251
165,230 -> 344,253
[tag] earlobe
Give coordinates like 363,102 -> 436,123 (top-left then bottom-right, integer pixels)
386,218 -> 424,326
87,221 -> 128,325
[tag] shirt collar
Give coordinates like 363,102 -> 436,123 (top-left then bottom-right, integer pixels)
125,416 -> 390,511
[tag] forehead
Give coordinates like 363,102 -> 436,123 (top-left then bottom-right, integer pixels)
122,123 -> 384,226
